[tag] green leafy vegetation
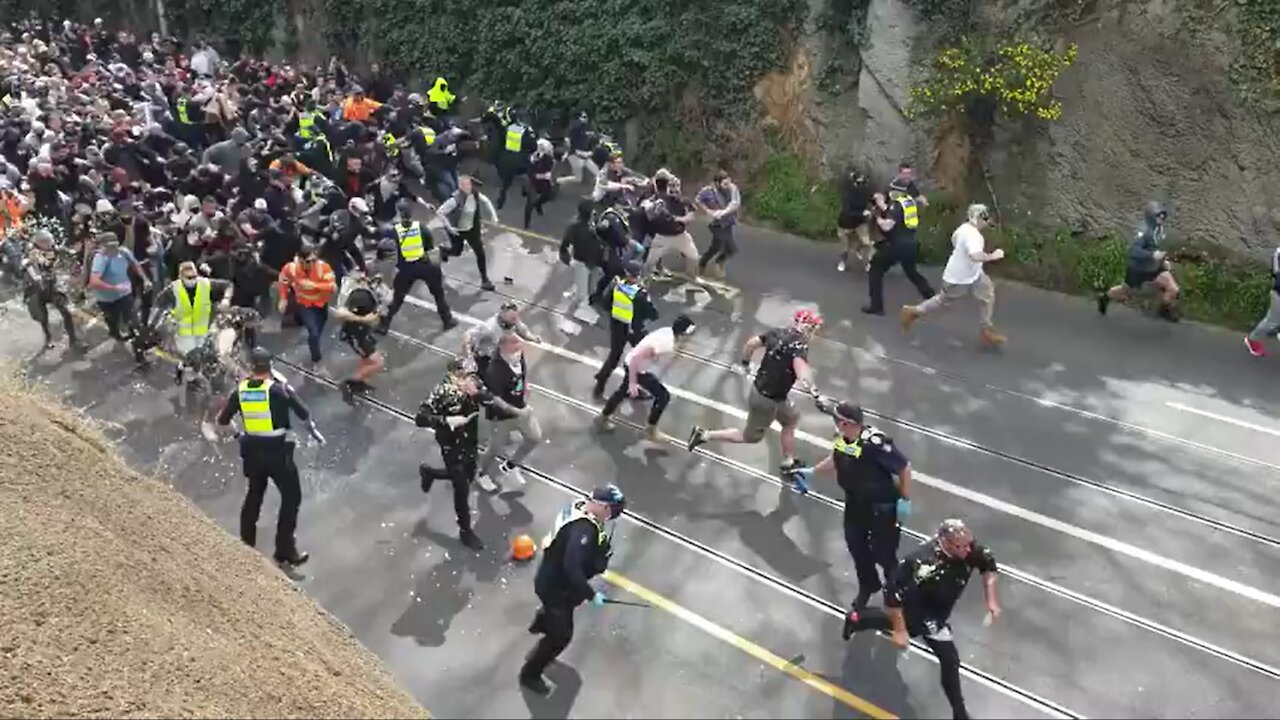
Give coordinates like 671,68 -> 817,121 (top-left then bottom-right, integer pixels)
1231,0 -> 1280,111
907,40 -> 1078,123
744,152 -> 842,240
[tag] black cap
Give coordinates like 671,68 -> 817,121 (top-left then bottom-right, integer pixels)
672,314 -> 696,336
591,484 -> 626,519
249,346 -> 272,372
833,402 -> 864,424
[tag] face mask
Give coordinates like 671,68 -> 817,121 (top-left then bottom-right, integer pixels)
182,277 -> 196,288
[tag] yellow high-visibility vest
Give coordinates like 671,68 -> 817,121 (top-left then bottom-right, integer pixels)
611,281 -> 639,322
171,279 -> 211,337
297,111 -> 316,138
238,379 -> 283,437
505,123 -> 527,152
420,126 -> 437,146
541,499 -> 606,550
397,221 -> 425,262
428,77 -> 455,110
899,196 -> 919,230
176,97 -> 193,124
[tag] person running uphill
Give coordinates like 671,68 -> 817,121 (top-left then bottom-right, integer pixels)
1098,202 -> 1179,322
686,309 -> 823,474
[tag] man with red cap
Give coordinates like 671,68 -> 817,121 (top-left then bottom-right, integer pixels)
686,308 -> 823,474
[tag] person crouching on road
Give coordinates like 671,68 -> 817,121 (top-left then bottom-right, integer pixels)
595,313 -> 696,441
333,269 -> 385,404
901,203 -> 1006,347
476,333 -> 541,492
520,485 -> 627,695
1098,201 -> 1180,322
414,358 -> 521,552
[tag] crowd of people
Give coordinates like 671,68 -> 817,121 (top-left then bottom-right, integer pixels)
4,14 -> 1234,720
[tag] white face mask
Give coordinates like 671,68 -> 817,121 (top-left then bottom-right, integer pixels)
182,276 -> 197,288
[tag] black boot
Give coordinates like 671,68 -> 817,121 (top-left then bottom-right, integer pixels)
460,528 -> 485,551
274,549 -> 310,566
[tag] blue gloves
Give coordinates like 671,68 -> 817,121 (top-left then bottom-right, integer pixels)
790,468 -> 814,495
591,591 -> 607,608
897,498 -> 912,517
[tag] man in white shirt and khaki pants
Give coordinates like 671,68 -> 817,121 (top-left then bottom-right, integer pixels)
900,203 -> 1006,347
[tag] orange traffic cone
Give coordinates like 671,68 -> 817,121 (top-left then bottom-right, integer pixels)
511,534 -> 537,562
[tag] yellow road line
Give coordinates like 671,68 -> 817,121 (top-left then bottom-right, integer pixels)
602,570 -> 897,720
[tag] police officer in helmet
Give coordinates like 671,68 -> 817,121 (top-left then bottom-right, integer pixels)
215,346 -> 323,566
520,484 -> 626,694
791,401 -> 913,613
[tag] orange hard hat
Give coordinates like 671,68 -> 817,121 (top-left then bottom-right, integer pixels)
511,534 -> 536,562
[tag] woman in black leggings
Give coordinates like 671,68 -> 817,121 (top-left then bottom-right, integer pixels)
842,519 -> 1001,720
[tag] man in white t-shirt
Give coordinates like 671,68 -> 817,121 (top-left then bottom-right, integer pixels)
595,314 -> 696,441
901,204 -> 1006,347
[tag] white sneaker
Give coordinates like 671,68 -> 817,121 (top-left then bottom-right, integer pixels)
837,260 -> 847,272
503,466 -> 527,488
563,288 -> 577,298
475,473 -> 499,492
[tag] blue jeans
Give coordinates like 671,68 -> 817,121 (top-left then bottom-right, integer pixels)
295,305 -> 328,362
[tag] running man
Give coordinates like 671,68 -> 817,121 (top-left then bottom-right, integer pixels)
686,309 -> 822,474
1245,242 -> 1280,357
1098,201 -> 1179,322
901,203 -> 1006,347
595,314 -> 696,441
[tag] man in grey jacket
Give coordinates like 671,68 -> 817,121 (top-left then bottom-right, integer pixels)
1098,201 -> 1180,322
202,126 -> 251,174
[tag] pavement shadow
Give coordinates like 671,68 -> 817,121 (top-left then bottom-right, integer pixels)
392,490 -> 535,646
685,483 -> 832,583
519,660 -> 583,720
835,634 -> 915,720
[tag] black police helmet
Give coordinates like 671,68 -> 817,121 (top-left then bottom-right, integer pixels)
249,346 -> 273,373
591,484 -> 626,519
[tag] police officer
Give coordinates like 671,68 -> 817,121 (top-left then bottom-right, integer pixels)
864,190 -> 935,316
790,402 -> 912,611
414,358 -> 520,551
215,347 -> 323,567
592,260 -> 657,399
427,76 -> 456,117
496,109 -> 534,209
520,485 -> 627,695
377,198 -> 456,334
842,519 -> 1001,720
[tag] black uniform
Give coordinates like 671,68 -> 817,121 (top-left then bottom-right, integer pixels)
592,275 -> 657,398
521,499 -> 613,683
215,375 -> 311,562
866,198 -> 935,314
845,538 -> 998,720
23,248 -> 78,347
381,218 -> 453,332
831,425 -> 907,607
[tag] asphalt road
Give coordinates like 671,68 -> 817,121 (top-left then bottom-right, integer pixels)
7,167 -> 1280,718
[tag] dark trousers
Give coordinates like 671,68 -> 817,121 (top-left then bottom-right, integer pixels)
866,242 -> 935,313
240,445 -> 302,559
593,319 -> 634,394
295,305 -> 328,362
28,293 -> 77,344
522,598 -> 576,679
843,505 -> 900,603
601,369 -> 670,426
421,445 -> 475,532
847,608 -> 968,720
96,294 -> 135,340
699,224 -> 737,269
386,261 -> 451,327
524,183 -> 553,228
496,156 -> 525,208
448,226 -> 491,284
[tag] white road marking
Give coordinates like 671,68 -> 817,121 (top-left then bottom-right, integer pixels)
1167,402 -> 1280,438
402,294 -> 1280,609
